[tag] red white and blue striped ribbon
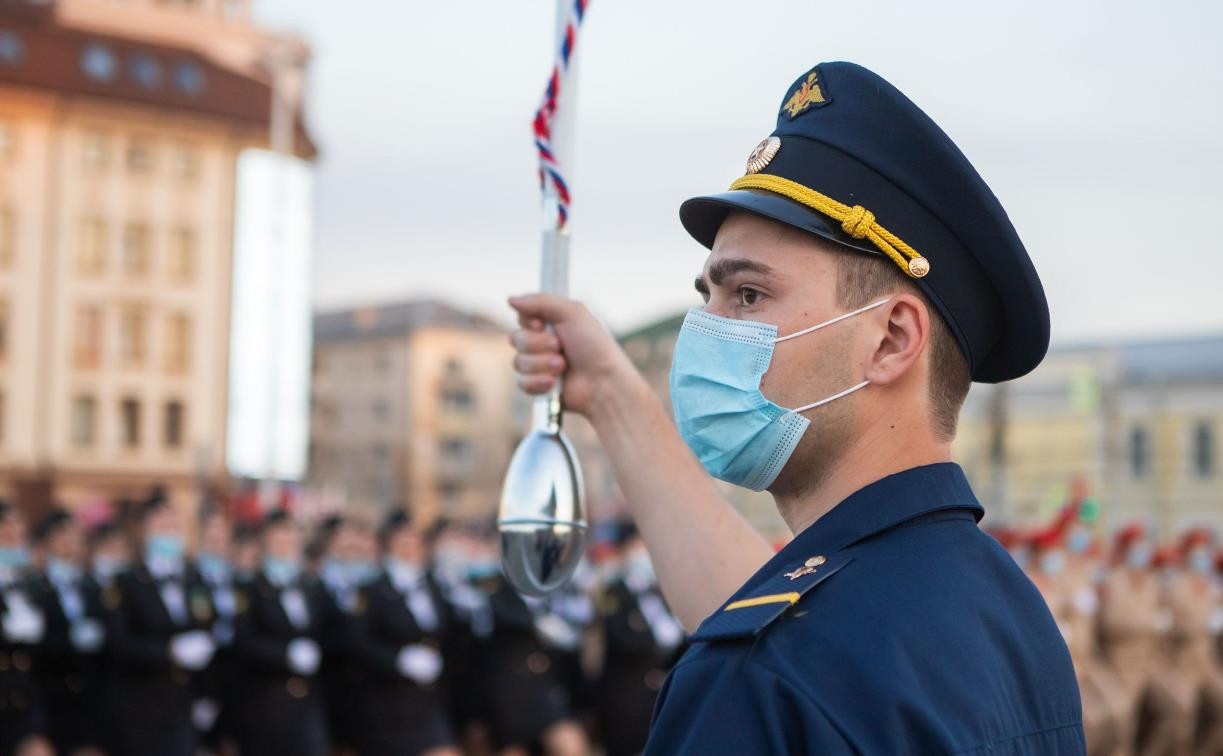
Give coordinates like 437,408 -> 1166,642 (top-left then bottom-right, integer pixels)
533,0 -> 589,230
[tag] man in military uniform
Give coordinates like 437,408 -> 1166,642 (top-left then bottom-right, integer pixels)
352,511 -> 459,756
595,523 -> 684,756
232,510 -> 328,756
313,514 -> 369,755
509,61 -> 1083,753
27,508 -> 108,755
193,507 -> 240,754
0,500 -> 51,756
107,493 -> 217,756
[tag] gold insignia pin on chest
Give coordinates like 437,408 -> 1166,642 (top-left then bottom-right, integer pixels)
746,136 -> 781,174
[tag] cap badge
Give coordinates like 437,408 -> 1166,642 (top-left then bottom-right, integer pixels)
784,555 -> 827,580
782,70 -> 830,119
745,137 -> 781,174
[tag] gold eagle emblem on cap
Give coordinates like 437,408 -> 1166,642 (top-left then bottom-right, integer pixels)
745,137 -> 781,174
783,71 -> 827,118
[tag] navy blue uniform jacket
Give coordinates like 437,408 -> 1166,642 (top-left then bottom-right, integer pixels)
644,463 -> 1084,754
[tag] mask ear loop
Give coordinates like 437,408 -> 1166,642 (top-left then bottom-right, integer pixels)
783,380 -> 871,417
772,298 -> 891,343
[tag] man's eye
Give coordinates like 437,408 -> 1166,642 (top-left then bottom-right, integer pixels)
739,287 -> 761,306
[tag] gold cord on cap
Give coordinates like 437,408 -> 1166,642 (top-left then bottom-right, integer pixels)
729,173 -> 930,278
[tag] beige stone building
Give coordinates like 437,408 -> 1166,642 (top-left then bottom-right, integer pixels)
308,301 -> 522,524
0,0 -> 313,517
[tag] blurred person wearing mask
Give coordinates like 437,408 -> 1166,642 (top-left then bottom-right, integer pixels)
313,514 -> 366,756
352,510 -> 459,756
1099,523 -> 1169,755
0,500 -> 53,756
27,508 -> 107,755
1161,529 -> 1223,754
107,491 -> 217,756
595,523 -> 685,756
232,509 -> 328,756
230,523 -> 261,582
87,519 -> 129,590
194,507 -> 240,755
1030,525 -> 1122,756
484,544 -> 592,756
1063,518 -> 1129,756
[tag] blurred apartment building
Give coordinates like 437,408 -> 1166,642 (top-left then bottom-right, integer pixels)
308,300 -> 521,525
0,0 -> 314,517
958,334 -> 1223,537
584,310 -> 1222,544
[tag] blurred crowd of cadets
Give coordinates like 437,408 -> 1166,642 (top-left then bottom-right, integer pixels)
0,493 -> 684,756
989,501 -> 1223,756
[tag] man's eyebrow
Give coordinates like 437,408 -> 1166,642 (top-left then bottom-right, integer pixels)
706,258 -> 775,287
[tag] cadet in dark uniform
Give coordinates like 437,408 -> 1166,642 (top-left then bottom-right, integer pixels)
232,510 -> 329,756
509,61 -> 1083,753
28,508 -> 108,755
313,514 -> 368,756
351,511 -> 459,756
193,507 -> 240,753
107,494 -> 217,756
484,570 -> 591,755
596,524 -> 684,756
0,500 -> 51,756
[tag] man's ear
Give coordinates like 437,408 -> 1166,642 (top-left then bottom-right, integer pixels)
862,294 -> 929,387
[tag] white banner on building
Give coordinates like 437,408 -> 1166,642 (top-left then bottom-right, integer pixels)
226,148 -> 313,481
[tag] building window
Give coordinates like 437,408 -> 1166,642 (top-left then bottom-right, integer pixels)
118,306 -> 147,366
0,31 -> 22,67
1194,422 -> 1217,478
164,400 -> 184,448
128,54 -> 161,90
81,44 -> 117,82
0,206 -> 12,268
120,398 -> 140,448
71,396 -> 96,447
440,436 -> 470,460
170,142 -> 199,180
441,387 -> 474,412
372,398 -> 389,421
78,217 -> 107,276
74,305 -> 103,368
121,223 -> 150,276
1129,426 -> 1150,478
173,62 -> 204,96
165,313 -> 190,372
168,227 -> 194,281
81,130 -> 109,170
126,135 -> 154,173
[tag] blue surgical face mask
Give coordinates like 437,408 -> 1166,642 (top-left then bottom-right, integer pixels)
349,560 -> 378,585
1066,528 -> 1092,555
197,553 -> 230,583
146,534 -> 185,563
47,556 -> 82,584
1126,542 -> 1153,570
1189,548 -> 1214,575
670,299 -> 889,491
262,556 -> 301,586
0,546 -> 29,569
93,555 -> 127,582
1039,550 -> 1067,576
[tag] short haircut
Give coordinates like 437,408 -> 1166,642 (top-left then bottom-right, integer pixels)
832,247 -> 971,441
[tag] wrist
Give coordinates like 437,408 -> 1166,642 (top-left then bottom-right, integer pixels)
586,358 -> 655,432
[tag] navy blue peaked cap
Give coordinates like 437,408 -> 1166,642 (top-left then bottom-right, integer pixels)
679,62 -> 1049,383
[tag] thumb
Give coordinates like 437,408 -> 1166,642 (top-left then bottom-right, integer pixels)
508,293 -> 581,327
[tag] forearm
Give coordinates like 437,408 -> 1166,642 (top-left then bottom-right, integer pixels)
588,368 -> 773,631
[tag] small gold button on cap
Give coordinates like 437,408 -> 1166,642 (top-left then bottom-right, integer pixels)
908,257 -> 930,277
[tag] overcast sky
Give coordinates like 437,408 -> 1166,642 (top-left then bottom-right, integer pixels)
255,0 -> 1223,343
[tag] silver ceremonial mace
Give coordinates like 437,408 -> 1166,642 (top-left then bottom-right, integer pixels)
497,0 -> 588,596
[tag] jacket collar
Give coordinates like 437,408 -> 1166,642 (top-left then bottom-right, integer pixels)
747,463 -> 983,591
